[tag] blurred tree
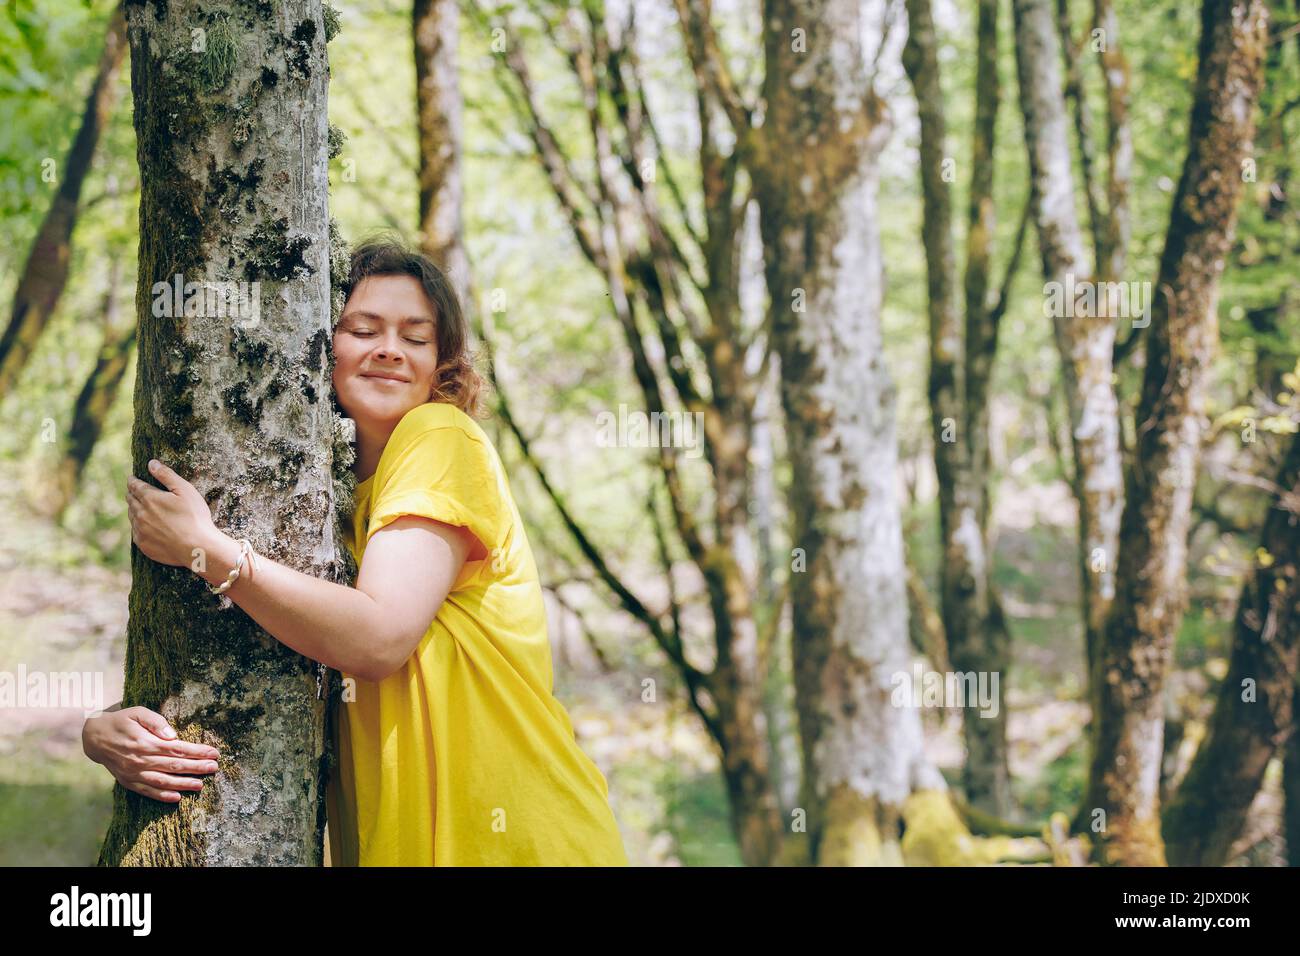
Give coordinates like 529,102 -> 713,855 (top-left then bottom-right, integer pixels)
0,1 -> 126,401
903,0 -> 1027,819
45,257 -> 135,519
1012,0 -> 1126,726
98,0 -> 345,866
1164,424 -> 1300,864
414,0 -> 469,307
1084,0 -> 1267,866
686,0 -> 949,863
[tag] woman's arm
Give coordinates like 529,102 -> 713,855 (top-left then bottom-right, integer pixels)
196,517 -> 473,680
129,461 -> 477,682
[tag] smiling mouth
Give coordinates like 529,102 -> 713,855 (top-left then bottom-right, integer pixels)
360,373 -> 409,383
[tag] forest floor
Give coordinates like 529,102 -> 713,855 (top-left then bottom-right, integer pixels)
0,461 -> 1286,866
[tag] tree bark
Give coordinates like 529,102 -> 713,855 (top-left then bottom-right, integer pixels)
903,0 -> 1013,819
414,0 -> 469,307
1163,432 -> 1300,865
0,1 -> 128,401
99,0 -> 348,866
1083,0 -> 1267,866
1012,0 -> 1124,718
751,0 -> 942,865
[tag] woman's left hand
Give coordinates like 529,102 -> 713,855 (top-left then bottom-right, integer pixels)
126,460 -> 220,569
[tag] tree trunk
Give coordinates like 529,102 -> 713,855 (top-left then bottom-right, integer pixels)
903,0 -> 1013,819
0,1 -> 127,401
1163,432 -> 1300,865
1083,0 -> 1267,866
1286,714 -> 1300,866
414,0 -> 469,307
47,259 -> 135,520
752,0 -> 942,865
99,0 -> 347,866
1012,0 -> 1124,718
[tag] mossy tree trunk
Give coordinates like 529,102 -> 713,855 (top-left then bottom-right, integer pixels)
1083,0 -> 1267,867
1163,432 -> 1300,865
749,0 -> 943,865
98,0 -> 349,867
903,0 -> 1015,819
0,1 -> 127,402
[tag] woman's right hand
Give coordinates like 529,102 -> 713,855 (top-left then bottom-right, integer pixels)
82,706 -> 221,803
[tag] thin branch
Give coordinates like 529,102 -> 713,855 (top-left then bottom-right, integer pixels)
478,317 -> 721,739
669,0 -> 755,146
465,0 -> 609,270
545,584 -> 615,674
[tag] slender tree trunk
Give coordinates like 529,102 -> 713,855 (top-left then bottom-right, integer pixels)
1094,0 -> 1132,284
414,0 -> 469,307
99,0 -> 347,866
903,0 -> 1013,819
1083,0 -> 1267,866
1012,0 -> 1124,776
752,0 -> 942,865
47,259 -> 135,519
1286,716 -> 1300,866
1163,433 -> 1300,865
0,1 -> 127,401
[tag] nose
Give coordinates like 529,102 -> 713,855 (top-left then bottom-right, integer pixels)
370,334 -> 405,364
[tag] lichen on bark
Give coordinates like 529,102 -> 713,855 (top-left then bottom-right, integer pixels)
100,0 -> 347,866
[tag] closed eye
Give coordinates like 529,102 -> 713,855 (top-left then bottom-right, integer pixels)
349,330 -> 429,345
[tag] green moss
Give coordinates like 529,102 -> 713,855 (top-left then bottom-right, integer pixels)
327,123 -> 346,160
328,218 -> 350,325
323,4 -> 341,42
196,15 -> 237,92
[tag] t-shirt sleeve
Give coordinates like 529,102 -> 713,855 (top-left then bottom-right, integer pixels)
365,421 -> 512,581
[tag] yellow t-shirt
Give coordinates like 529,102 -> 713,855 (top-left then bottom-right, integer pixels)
325,401 -> 629,866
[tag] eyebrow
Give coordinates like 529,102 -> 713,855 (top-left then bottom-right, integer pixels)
340,311 -> 435,327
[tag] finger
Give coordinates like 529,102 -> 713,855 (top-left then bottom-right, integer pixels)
147,459 -> 184,493
128,781 -> 182,803
138,770 -> 208,791
137,754 -> 219,775
159,739 -> 221,760
128,707 -> 178,741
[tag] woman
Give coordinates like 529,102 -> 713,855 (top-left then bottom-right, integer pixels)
82,239 -> 629,866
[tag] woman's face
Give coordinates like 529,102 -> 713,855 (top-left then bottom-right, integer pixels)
332,275 -> 440,432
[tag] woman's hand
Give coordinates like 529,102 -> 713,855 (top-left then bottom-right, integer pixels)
126,459 -> 221,569
82,706 -> 221,803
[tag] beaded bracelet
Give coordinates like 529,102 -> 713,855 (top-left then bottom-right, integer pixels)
208,539 -> 260,596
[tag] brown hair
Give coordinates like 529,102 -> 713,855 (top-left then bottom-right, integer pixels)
341,236 -> 487,419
